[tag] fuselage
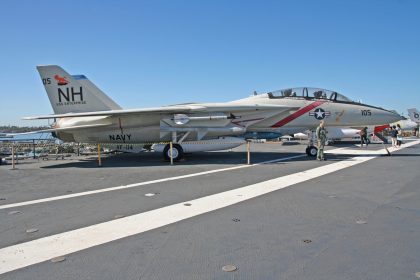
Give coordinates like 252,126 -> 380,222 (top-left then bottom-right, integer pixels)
54,92 -> 402,145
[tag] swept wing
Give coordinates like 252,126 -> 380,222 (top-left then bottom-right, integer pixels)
23,104 -> 291,120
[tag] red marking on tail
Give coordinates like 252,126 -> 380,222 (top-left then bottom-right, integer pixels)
54,75 -> 69,86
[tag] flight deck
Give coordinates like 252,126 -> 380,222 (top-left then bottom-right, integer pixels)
1,140 -> 420,279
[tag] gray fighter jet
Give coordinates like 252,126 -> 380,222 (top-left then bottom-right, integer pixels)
17,65 -> 402,160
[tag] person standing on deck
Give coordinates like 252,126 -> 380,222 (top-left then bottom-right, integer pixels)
360,127 -> 368,147
316,121 -> 327,161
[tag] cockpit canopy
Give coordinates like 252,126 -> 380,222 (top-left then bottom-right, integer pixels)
267,87 -> 353,103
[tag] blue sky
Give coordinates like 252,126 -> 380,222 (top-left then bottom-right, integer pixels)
0,0 -> 419,125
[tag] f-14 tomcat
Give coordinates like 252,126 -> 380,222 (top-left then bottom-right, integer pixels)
19,65 -> 402,160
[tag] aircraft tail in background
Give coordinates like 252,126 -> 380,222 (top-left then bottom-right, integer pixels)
407,108 -> 420,123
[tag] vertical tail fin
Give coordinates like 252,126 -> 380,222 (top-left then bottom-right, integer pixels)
37,65 -> 121,114
407,108 -> 419,123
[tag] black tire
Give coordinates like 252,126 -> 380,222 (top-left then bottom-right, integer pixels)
163,144 -> 184,161
307,146 -> 318,157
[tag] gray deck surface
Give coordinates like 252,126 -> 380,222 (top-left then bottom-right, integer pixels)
1,141 -> 419,279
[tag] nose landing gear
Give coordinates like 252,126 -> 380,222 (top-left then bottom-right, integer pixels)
306,145 -> 318,157
305,130 -> 318,157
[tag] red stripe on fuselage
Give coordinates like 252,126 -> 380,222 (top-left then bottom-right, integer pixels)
271,100 -> 326,128
374,124 -> 389,133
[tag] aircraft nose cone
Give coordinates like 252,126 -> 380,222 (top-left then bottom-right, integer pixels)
375,108 -> 404,124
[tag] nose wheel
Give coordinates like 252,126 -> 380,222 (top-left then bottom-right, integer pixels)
306,146 -> 318,157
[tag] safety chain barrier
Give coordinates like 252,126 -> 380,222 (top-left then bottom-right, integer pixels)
0,141 -> 254,148
0,142 -> 58,149
97,140 -> 249,146
0,140 -> 259,167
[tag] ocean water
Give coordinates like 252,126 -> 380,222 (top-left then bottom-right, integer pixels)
0,132 -> 57,142
1,132 -> 61,157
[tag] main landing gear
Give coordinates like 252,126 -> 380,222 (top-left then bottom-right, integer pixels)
163,143 -> 184,161
305,130 -> 318,157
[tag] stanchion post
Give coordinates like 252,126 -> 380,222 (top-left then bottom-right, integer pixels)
169,141 -> 174,165
97,143 -> 102,167
247,140 -> 251,165
32,139 -> 36,159
11,144 -> 16,170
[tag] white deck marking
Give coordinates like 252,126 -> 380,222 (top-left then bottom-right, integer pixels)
325,147 -> 386,155
325,141 -> 416,155
0,142 -> 415,210
1,140 -> 418,274
0,154 -> 305,210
